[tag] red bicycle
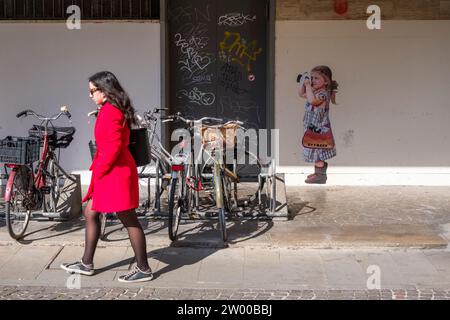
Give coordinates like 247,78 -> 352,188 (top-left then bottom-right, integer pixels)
0,107 -> 76,239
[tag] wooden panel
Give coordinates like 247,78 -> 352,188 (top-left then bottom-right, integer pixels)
393,0 -> 439,19
440,0 -> 450,18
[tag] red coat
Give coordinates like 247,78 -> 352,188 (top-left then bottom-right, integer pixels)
82,102 -> 139,212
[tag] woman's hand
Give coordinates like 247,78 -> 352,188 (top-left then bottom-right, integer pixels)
304,79 -> 311,87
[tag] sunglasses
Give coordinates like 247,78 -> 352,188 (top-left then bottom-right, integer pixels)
89,87 -> 101,95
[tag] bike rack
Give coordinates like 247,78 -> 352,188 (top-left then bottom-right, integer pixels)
258,159 -> 277,216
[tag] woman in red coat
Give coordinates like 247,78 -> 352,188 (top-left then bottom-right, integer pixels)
61,71 -> 153,283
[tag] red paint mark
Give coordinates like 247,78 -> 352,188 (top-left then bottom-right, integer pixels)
334,0 -> 348,15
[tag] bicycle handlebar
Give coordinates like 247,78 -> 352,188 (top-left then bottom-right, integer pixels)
16,110 -> 32,118
165,113 -> 223,125
17,106 -> 72,122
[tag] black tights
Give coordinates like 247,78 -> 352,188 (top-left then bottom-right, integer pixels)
82,200 -> 150,271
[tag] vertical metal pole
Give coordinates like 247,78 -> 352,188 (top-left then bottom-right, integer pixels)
155,158 -> 161,212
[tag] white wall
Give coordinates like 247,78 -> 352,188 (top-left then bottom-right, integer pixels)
2,21 -> 450,186
275,20 -> 450,185
0,22 -> 160,176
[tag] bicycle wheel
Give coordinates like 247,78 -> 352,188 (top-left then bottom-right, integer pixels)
167,171 -> 183,241
43,156 -> 75,214
43,158 -> 58,213
5,166 -> 33,240
222,172 -> 234,213
202,150 -> 263,207
213,164 -> 227,242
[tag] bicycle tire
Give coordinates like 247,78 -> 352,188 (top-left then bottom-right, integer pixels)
201,150 -> 263,206
5,167 -> 32,240
218,208 -> 227,242
167,172 -> 183,241
43,156 -> 76,214
213,164 -> 227,242
43,158 -> 58,213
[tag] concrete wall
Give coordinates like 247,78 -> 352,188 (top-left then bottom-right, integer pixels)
0,22 -> 160,180
275,20 -> 450,185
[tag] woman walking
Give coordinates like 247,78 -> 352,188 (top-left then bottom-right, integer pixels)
61,71 -> 153,283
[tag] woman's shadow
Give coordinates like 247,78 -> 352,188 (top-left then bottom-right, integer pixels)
95,214 -> 274,279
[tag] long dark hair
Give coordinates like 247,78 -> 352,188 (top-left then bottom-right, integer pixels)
311,65 -> 339,104
89,71 -> 136,126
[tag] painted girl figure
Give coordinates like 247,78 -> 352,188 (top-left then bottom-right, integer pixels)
298,65 -> 339,184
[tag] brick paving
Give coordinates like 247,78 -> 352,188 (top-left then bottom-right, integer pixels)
1,286 -> 450,300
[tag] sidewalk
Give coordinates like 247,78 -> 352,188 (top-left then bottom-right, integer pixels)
0,186 -> 449,299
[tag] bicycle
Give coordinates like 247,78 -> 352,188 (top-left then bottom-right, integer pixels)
197,120 -> 247,242
158,112 -> 225,241
0,106 -> 76,239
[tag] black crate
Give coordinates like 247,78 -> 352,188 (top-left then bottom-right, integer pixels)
0,136 -> 40,165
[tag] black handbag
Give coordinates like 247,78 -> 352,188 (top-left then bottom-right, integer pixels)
88,128 -> 150,167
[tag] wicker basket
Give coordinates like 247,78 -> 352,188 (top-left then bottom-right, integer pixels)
201,123 -> 240,149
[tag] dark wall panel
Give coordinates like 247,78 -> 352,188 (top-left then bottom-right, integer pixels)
167,0 -> 269,130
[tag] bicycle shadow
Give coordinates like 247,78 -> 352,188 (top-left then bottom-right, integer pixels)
99,217 -> 167,242
13,217 -> 86,244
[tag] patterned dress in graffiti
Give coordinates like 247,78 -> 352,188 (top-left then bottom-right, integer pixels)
302,89 -> 336,162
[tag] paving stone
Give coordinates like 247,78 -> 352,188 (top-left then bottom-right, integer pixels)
0,246 -> 62,281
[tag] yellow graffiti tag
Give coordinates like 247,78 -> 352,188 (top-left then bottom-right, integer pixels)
219,31 -> 262,73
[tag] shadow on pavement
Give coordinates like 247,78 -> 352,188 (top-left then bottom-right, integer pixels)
288,201 -> 316,220
11,218 -> 86,244
100,217 -> 167,242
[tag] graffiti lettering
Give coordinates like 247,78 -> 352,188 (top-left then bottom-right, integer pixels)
175,32 -> 214,81
220,96 -> 261,126
219,63 -> 248,94
170,5 -> 211,22
177,87 -> 216,106
184,73 -> 214,86
219,32 -> 262,73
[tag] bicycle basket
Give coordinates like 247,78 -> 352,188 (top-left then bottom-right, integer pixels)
201,123 -> 240,149
0,136 -> 40,164
28,125 -> 76,149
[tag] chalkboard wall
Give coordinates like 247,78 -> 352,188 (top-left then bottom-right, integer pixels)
168,0 -> 269,130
